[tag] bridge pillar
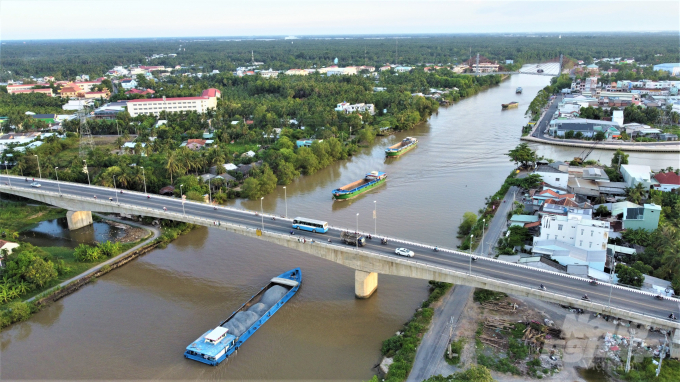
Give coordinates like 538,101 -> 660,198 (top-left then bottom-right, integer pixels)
66,210 -> 93,231
355,270 -> 378,299
671,329 -> 680,359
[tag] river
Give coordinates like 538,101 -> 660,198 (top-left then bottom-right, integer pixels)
2,74 -> 676,381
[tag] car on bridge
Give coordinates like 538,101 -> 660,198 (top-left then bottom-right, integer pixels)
395,248 -> 415,258
30,182 -> 41,188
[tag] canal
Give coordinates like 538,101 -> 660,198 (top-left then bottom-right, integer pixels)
2,74 -> 677,380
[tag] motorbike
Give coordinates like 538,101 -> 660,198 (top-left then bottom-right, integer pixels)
669,314 -> 677,321
381,238 -> 388,245
147,195 -> 150,199
471,256 -> 478,262
589,280 -> 598,286
539,285 -> 546,291
581,295 -> 590,301
434,247 -> 439,252
655,295 -> 664,301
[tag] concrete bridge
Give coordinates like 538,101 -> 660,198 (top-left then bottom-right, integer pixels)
2,175 -> 680,350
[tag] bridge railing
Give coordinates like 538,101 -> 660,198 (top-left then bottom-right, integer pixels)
2,179 -> 678,327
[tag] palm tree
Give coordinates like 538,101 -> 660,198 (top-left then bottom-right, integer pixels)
165,152 -> 184,185
626,183 -> 646,204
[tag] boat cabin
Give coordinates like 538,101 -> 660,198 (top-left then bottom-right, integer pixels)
185,327 -> 237,363
205,327 -> 229,344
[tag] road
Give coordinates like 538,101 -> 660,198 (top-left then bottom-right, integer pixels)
2,175 -> 679,324
408,186 -> 520,381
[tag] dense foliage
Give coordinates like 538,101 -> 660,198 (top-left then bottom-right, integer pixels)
2,34 -> 678,80
4,70 -> 501,201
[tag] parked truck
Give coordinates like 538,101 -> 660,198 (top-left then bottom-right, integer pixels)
341,231 -> 366,247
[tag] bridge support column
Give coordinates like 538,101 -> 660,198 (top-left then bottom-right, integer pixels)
671,329 -> 680,359
355,270 -> 378,299
66,210 -> 93,231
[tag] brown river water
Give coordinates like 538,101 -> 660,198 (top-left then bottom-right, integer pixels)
2,74 -> 677,381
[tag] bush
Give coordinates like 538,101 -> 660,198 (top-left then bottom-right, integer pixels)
73,244 -> 102,262
473,288 -> 507,303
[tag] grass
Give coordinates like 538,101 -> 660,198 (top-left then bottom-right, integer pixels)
0,201 -> 66,234
444,338 -> 466,365
621,358 -> 680,382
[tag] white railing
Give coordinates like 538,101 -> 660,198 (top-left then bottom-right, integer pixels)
1,177 -> 678,326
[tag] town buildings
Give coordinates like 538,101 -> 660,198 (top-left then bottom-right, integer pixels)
334,102 -> 375,115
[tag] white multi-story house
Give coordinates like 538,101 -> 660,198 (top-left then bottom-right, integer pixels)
334,102 -> 375,115
620,164 -> 652,188
126,89 -> 221,117
534,165 -> 568,189
532,212 -> 610,272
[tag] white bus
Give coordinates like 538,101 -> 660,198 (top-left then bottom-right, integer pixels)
292,217 -> 329,233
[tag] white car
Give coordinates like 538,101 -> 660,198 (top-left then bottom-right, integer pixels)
30,182 -> 41,188
395,248 -> 415,258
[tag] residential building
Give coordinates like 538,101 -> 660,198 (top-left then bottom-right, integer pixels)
653,63 -> 680,76
394,66 -> 413,73
63,99 -> 94,110
548,118 -> 622,138
540,198 -> 593,218
120,78 -> 137,90
0,240 -> 20,266
534,165 -> 568,189
10,88 -> 54,97
533,212 -> 610,271
31,114 -> 56,123
620,164 -> 652,188
260,69 -> 278,78
470,62 -> 499,73
120,142 -> 147,155
531,188 -> 575,207
652,172 -> 680,192
126,89 -> 220,117
623,204 -> 661,231
285,69 -> 308,76
659,133 -> 678,141
59,85 -> 82,98
6,83 -> 48,94
125,88 -> 155,96
379,66 -> 391,71
334,102 -> 375,115
509,215 -> 540,227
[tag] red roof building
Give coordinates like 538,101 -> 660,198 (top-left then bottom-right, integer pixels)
653,172 -> 680,192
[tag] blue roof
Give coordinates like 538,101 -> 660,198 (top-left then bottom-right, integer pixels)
186,329 -> 236,357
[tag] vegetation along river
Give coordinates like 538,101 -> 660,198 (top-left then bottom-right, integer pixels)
2,74 -> 678,381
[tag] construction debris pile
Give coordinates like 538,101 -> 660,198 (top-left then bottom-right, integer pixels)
597,332 -> 663,366
480,300 -> 518,312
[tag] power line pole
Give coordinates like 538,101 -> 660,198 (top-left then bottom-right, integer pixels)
559,53 -> 564,75
476,53 -> 480,76
78,109 -> 94,158
625,328 -> 635,373
656,331 -> 668,377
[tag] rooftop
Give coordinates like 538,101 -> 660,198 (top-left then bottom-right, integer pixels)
535,165 -> 566,174
654,172 -> 680,185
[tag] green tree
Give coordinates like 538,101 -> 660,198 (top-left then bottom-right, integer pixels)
422,365 -> 495,382
458,212 -> 477,236
611,149 -> 629,168
507,143 -> 537,169
594,131 -> 606,141
616,263 -> 644,287
257,164 -> 278,195
626,183 -> 647,205
241,177 -> 261,200
24,257 -> 58,288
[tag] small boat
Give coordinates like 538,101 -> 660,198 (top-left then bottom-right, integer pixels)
332,171 -> 387,200
385,137 -> 418,157
502,102 -> 519,109
537,69 -> 544,73
516,87 -> 522,94
184,268 -> 302,366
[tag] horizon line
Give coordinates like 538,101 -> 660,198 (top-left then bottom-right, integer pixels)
3,31 -> 678,42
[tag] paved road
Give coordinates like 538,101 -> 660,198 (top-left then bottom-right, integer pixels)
2,175 -> 679,323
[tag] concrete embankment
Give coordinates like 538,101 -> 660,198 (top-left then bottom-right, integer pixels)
521,135 -> 680,153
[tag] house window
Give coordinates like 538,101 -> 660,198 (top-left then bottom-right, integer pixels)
591,231 -> 594,237
556,178 -> 560,181
581,229 -> 584,235
558,224 -> 563,231
546,234 -> 550,240
589,242 -> 592,248
580,240 -> 583,246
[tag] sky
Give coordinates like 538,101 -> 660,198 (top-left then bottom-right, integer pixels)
1,0 -> 678,40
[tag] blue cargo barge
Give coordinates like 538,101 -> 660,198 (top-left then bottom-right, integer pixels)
184,268 -> 301,366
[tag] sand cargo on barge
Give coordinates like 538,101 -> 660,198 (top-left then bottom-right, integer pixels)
332,171 -> 387,200
184,268 -> 301,366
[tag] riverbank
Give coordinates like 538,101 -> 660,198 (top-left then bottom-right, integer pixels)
377,281 -> 453,382
521,135 -> 680,152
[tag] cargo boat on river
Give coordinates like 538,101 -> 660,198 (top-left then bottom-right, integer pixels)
184,268 -> 301,366
332,171 -> 387,200
385,137 -> 418,157
502,102 -> 519,109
